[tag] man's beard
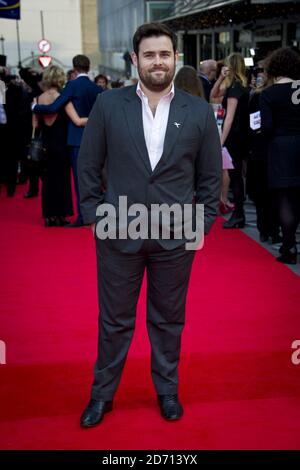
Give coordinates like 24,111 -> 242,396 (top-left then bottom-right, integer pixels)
137,62 -> 175,92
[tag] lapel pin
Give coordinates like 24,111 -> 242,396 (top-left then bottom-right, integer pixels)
174,122 -> 181,128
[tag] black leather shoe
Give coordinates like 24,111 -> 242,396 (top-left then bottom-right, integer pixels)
45,217 -> 59,227
60,218 -> 71,226
271,235 -> 282,245
66,222 -> 84,228
157,394 -> 183,421
259,233 -> 269,243
223,212 -> 245,229
80,399 -> 113,428
66,218 -> 84,228
276,246 -> 297,265
24,191 -> 38,198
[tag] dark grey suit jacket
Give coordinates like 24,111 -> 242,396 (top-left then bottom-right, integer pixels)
78,85 -> 222,252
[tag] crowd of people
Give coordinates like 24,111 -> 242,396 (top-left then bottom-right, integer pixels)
175,47 -> 300,265
0,44 -> 300,264
1,22 -> 300,429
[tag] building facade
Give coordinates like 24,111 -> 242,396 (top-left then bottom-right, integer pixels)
97,0 -> 174,78
162,0 -> 300,67
0,0 -> 100,73
0,0 -> 82,70
81,0 -> 101,71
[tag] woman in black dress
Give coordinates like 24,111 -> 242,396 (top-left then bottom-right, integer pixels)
212,53 -> 249,228
247,74 -> 281,244
260,47 -> 300,264
33,66 -> 86,226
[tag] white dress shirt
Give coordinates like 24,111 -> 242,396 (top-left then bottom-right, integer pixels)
76,73 -> 90,79
136,81 -> 175,171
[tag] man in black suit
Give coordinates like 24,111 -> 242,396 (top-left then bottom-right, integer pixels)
78,23 -> 221,427
198,59 -> 217,102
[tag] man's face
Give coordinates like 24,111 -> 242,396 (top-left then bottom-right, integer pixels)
132,35 -> 177,92
97,78 -> 107,89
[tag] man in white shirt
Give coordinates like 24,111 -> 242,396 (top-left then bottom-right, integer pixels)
78,23 -> 222,427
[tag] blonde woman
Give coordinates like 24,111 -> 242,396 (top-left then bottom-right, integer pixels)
211,53 -> 249,228
33,66 -> 87,226
210,60 -> 234,215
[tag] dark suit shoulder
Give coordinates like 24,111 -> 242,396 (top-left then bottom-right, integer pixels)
175,88 -> 211,114
71,76 -> 101,92
101,85 -> 135,101
95,86 -> 136,110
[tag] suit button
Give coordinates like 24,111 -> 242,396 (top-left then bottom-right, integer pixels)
149,178 -> 154,184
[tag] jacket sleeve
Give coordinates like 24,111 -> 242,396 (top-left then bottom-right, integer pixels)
33,82 -> 73,114
78,94 -> 107,224
195,105 -> 222,234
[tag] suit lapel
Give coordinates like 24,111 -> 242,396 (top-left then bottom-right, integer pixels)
123,86 -> 152,175
152,90 -> 188,176
122,86 -> 188,176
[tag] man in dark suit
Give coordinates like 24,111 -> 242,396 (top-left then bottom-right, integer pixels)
198,59 -> 217,102
33,55 -> 102,226
78,23 -> 221,427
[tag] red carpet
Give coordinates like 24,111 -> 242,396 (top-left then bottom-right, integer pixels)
1,187 -> 300,449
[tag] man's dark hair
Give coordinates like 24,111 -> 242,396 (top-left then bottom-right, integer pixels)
175,65 -> 204,98
73,54 -> 90,73
94,74 -> 108,86
19,67 -> 43,96
265,47 -> 300,80
111,80 -> 123,88
133,22 -> 177,55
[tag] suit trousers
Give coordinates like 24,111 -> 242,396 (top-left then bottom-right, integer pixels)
69,146 -> 83,223
91,238 -> 195,401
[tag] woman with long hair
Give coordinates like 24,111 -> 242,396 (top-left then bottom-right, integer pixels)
210,60 -> 234,215
211,52 -> 249,228
174,65 -> 204,98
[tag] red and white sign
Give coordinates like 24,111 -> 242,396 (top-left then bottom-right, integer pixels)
38,39 -> 51,54
38,56 -> 52,68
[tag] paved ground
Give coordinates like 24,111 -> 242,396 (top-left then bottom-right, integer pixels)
235,199 -> 300,276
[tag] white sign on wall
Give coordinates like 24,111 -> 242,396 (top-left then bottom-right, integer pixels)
38,39 -> 51,54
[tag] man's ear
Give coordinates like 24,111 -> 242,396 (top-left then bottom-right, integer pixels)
131,52 -> 138,68
175,51 -> 179,63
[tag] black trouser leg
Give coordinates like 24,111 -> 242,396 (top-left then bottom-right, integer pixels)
91,238 -> 195,400
229,161 -> 245,215
277,188 -> 300,249
146,242 -> 195,395
91,239 -> 145,401
6,155 -> 18,196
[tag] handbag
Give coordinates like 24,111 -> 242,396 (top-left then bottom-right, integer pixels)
0,104 -> 7,125
27,127 -> 46,166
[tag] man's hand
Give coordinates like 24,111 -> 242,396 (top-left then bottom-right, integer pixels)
31,97 -> 37,111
